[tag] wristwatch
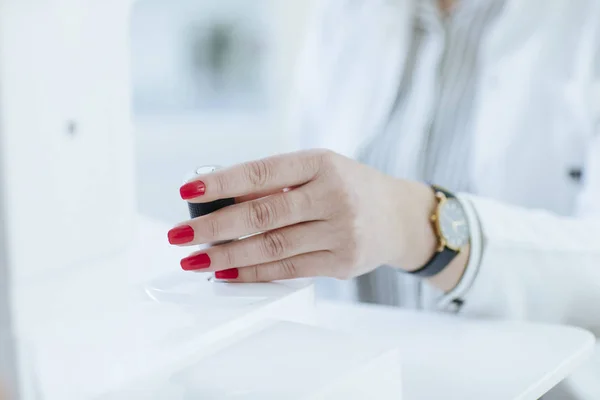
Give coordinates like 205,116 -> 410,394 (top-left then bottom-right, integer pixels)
409,185 -> 470,278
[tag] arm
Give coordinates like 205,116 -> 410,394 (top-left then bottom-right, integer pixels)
455,192 -> 600,332
168,139 -> 598,336
455,165 -> 600,333
429,112 -> 600,335
427,16 -> 600,331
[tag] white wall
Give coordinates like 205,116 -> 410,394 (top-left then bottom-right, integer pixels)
132,0 -> 314,223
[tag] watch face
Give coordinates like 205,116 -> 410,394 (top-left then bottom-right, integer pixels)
438,198 -> 470,250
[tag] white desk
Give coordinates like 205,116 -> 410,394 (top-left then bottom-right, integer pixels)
10,217 -> 596,399
316,301 -> 596,400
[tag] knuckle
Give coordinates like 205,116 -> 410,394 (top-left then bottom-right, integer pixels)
255,266 -> 272,283
325,187 -> 357,221
313,148 -> 335,163
336,228 -> 361,266
344,246 -> 361,267
205,217 -> 221,239
334,268 -> 353,281
337,189 -> 356,212
329,252 -> 357,281
304,149 -> 328,176
248,201 -> 276,230
222,248 -> 237,268
261,230 -> 289,259
295,188 -> 314,211
279,258 -> 298,279
214,173 -> 229,194
315,149 -> 338,171
248,266 -> 260,282
244,159 -> 272,188
314,152 -> 352,207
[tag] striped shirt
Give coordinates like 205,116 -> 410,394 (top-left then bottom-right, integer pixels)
356,0 -> 505,308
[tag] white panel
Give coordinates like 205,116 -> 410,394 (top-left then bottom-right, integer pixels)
12,217 -> 316,399
98,321 -> 402,400
0,0 -> 135,281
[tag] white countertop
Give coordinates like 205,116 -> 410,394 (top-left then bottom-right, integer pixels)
316,301 -> 596,400
10,217 -> 595,399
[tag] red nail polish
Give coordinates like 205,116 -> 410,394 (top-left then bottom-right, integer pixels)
168,225 -> 195,245
181,253 -> 211,271
215,268 -> 239,280
180,180 -> 206,200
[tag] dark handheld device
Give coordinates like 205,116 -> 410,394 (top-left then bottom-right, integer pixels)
186,165 -> 235,219
188,197 -> 235,219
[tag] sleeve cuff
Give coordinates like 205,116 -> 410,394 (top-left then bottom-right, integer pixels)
436,193 -> 484,312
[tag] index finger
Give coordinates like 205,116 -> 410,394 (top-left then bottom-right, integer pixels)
180,150 -> 325,203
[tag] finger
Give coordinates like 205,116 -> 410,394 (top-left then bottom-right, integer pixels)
179,221 -> 332,272
215,251 -> 337,282
235,186 -> 299,204
181,150 -> 324,203
180,186 -> 321,245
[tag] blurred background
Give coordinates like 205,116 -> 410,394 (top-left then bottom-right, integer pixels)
131,0 -> 313,223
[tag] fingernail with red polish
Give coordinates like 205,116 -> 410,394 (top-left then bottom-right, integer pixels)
180,180 -> 206,200
181,253 -> 211,271
168,225 -> 195,245
215,268 -> 239,280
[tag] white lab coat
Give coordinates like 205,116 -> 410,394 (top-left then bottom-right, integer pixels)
288,0 -> 600,398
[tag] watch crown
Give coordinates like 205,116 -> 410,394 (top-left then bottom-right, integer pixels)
430,214 -> 437,222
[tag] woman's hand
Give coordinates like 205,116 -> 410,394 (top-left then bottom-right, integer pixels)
167,150 -> 442,282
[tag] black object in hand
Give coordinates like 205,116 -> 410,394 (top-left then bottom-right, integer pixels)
186,166 -> 235,219
188,197 -> 235,219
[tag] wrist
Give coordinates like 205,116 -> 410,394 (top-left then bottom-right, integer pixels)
388,180 -> 439,271
428,243 -> 470,292
388,181 -> 472,293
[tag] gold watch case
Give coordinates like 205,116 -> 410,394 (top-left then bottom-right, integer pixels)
430,190 -> 470,252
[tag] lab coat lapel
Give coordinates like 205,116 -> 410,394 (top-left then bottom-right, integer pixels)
357,0 -> 416,153
481,0 -> 550,63
472,0 -> 558,184
325,0 -> 414,158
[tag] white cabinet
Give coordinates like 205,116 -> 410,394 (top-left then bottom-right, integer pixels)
0,0 -> 135,282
